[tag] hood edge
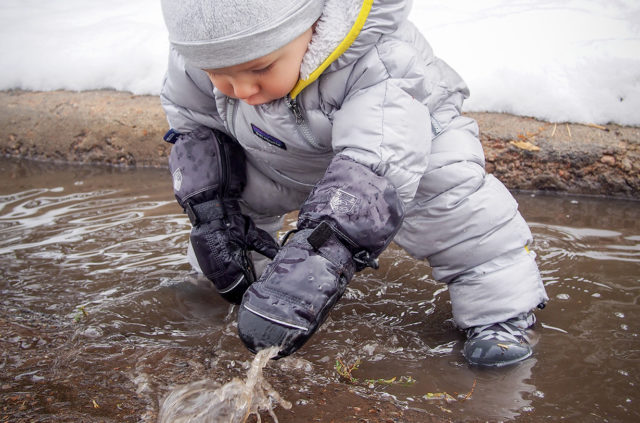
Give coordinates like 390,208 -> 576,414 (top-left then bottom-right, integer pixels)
290,0 -> 373,99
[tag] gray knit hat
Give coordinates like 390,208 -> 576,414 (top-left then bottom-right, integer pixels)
161,0 -> 324,69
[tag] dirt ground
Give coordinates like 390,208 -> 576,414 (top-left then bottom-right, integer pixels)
1,89 -> 638,199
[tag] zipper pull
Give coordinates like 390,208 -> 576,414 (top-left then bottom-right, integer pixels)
285,95 -> 303,124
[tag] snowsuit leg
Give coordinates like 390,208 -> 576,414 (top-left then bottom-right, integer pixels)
394,111 -> 548,329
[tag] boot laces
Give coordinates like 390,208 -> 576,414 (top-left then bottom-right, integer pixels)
466,313 -> 535,344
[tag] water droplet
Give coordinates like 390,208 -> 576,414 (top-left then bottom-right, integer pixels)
362,344 -> 376,355
556,293 -> 570,300
79,326 -> 103,338
615,312 -> 625,318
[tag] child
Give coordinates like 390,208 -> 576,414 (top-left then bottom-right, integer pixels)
160,0 -> 549,367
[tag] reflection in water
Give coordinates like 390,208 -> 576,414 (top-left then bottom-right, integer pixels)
458,359 -> 537,420
0,158 -> 639,422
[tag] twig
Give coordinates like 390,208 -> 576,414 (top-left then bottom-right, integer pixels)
585,123 -> 608,131
336,358 -> 360,384
460,379 -> 477,401
551,123 -> 557,137
566,124 -> 572,138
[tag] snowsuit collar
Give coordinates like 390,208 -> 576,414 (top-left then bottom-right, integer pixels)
292,0 -> 411,99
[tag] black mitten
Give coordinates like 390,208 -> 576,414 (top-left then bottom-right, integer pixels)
237,155 -> 404,356
168,127 -> 279,303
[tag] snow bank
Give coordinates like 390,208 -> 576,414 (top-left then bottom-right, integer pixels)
1,0 -> 638,125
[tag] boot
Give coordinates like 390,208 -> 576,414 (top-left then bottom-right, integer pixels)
463,312 -> 536,367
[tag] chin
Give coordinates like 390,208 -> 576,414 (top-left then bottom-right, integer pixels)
242,96 -> 280,106
243,98 -> 267,106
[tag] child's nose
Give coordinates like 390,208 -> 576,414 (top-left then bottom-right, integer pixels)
231,78 -> 259,99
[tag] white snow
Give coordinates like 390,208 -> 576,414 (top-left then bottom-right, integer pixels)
0,0 -> 638,125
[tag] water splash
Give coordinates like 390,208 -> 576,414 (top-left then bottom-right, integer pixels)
158,347 -> 291,423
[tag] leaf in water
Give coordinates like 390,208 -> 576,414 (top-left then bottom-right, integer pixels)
364,376 -> 396,385
423,392 -> 457,403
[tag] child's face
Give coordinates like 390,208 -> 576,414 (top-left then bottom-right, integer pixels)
204,28 -> 313,106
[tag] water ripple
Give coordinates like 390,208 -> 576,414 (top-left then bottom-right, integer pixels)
530,222 -> 640,265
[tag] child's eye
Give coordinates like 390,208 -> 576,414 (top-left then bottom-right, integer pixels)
253,64 -> 273,75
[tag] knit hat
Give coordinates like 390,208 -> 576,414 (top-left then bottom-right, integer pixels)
161,0 -> 325,69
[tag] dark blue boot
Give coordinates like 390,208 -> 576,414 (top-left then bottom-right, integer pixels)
463,312 -> 536,367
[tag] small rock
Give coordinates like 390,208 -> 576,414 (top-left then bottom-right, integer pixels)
600,155 -> 616,165
620,157 -> 632,171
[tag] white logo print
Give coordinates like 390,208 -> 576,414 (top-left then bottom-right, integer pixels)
329,189 -> 357,214
172,168 -> 183,191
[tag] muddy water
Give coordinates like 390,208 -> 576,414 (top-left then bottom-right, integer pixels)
1,157 -> 638,422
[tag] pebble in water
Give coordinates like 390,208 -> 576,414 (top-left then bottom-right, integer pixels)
157,347 -> 291,423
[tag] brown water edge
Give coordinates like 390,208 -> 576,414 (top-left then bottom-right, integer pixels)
1,158 -> 639,423
1,89 -> 639,199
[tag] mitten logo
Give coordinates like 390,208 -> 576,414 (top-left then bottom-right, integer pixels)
329,189 -> 357,214
172,168 -> 183,191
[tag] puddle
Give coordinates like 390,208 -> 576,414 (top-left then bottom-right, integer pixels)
1,158 -> 638,422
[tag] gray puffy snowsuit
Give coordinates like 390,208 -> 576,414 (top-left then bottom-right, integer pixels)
161,0 -> 548,329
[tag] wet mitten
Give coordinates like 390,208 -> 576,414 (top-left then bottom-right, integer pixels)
168,127 -> 279,304
237,155 -> 404,357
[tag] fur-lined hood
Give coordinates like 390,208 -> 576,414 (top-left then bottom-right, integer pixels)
294,0 -> 412,97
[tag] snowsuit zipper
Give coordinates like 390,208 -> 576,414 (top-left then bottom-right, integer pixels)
285,95 -> 323,150
226,98 -> 238,136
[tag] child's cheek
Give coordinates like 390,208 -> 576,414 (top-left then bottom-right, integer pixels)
211,79 -> 233,98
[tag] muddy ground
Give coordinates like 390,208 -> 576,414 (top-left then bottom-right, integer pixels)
0,89 -> 638,199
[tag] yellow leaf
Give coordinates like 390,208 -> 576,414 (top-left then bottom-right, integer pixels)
92,399 -> 100,409
424,392 -> 456,402
510,140 -> 540,151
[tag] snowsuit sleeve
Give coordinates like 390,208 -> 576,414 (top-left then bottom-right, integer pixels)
330,42 -> 432,203
160,47 -> 226,133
